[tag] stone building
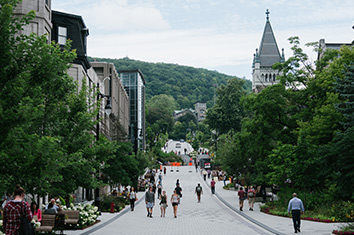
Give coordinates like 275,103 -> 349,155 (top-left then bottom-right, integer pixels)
13,0 -> 52,42
195,102 -> 207,122
318,38 -> 353,60
92,62 -> 130,141
252,9 -> 285,93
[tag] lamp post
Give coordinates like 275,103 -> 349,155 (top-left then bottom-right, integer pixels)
94,78 -> 112,206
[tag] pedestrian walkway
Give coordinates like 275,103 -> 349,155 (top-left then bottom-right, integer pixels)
63,166 -> 343,235
203,175 -> 343,235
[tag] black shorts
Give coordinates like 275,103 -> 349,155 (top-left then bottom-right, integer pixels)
172,202 -> 178,207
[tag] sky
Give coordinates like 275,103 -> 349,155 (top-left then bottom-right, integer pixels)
52,0 -> 354,79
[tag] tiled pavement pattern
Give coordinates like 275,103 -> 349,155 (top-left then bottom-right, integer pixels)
65,166 -> 343,235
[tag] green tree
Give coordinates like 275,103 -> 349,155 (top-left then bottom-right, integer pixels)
206,78 -> 247,135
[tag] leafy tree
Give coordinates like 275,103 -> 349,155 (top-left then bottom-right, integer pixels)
206,78 -> 248,135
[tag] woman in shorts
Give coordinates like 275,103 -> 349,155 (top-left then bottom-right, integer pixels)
159,190 -> 168,217
171,190 -> 180,218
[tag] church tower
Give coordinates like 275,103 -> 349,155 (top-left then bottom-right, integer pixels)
252,9 -> 285,93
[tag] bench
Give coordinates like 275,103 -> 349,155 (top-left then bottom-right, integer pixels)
35,214 -> 56,233
64,210 -> 80,229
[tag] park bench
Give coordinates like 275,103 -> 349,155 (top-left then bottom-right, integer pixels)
64,210 -> 80,229
35,214 -> 56,233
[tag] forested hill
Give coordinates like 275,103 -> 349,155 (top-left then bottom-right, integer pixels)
90,57 -> 251,108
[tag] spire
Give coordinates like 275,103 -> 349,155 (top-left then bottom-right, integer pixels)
258,9 -> 282,67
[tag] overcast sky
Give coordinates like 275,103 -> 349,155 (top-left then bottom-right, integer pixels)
52,0 -> 354,79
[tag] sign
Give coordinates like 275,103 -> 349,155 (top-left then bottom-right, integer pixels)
204,162 -> 211,169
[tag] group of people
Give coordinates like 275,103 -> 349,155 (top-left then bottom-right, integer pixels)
144,177 -> 183,218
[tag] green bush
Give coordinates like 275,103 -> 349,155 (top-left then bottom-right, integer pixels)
223,183 -> 234,190
100,195 -> 129,212
330,201 -> 354,222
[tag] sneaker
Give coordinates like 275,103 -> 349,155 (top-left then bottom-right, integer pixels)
294,230 -> 297,233
150,215 -> 153,218
297,228 -> 300,233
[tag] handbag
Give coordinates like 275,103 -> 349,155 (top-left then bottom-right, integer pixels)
18,201 -> 34,235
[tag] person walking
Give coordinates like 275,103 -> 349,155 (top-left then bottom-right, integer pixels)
163,166 -> 167,175
202,169 -> 207,181
129,187 -> 138,211
3,185 -> 33,235
238,187 -> 246,211
210,179 -> 216,194
195,183 -> 203,202
159,191 -> 168,217
145,186 -> 155,218
171,190 -> 180,218
247,186 -> 256,211
175,183 -> 182,203
288,193 -> 304,233
157,181 -> 162,198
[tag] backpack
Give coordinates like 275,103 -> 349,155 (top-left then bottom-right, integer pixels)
248,191 -> 254,197
196,186 -> 202,193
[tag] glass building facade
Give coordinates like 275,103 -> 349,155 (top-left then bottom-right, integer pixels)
119,70 -> 146,152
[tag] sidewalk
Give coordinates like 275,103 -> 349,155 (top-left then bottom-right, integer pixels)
203,176 -> 343,235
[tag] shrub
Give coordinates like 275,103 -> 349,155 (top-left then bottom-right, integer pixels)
61,203 -> 100,229
100,195 -> 129,213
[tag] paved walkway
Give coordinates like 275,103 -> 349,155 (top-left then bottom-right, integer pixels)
64,166 -> 343,235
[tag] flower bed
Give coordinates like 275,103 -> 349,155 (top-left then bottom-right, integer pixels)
332,230 -> 354,235
261,205 -> 337,223
62,203 -> 100,229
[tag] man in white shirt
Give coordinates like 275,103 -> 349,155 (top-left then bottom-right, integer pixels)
288,193 -> 305,233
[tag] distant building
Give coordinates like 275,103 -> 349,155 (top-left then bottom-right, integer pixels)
195,102 -> 207,122
318,38 -> 353,60
119,70 -> 146,153
252,9 -> 285,94
173,108 -> 196,120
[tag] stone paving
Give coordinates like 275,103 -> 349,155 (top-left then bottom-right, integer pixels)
64,166 -> 343,235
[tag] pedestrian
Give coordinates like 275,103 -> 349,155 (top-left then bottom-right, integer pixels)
159,190 -> 168,217
171,190 -> 180,218
3,185 -> 33,235
238,187 -> 246,211
202,169 -> 207,181
207,169 -> 211,179
145,186 -> 155,218
195,183 -> 203,202
163,166 -> 166,175
223,174 -> 227,186
157,181 -> 162,198
261,182 -> 267,203
247,186 -> 256,211
158,173 -> 162,183
175,183 -> 182,203
211,179 -> 216,194
288,193 -> 304,233
129,187 -> 138,211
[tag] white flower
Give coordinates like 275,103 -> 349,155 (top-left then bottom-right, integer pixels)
0,220 -> 3,226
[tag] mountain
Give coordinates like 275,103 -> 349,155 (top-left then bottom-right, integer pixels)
89,57 -> 252,108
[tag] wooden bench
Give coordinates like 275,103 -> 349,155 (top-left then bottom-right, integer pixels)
64,210 -> 80,229
35,214 -> 56,233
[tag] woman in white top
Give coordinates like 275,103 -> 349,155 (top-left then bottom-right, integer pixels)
129,187 -> 137,211
170,190 -> 180,218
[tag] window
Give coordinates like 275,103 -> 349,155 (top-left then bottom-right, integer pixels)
58,26 -> 67,45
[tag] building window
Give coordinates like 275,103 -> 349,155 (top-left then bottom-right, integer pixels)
58,26 -> 67,45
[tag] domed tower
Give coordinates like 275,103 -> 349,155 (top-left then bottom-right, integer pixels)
252,9 -> 285,93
